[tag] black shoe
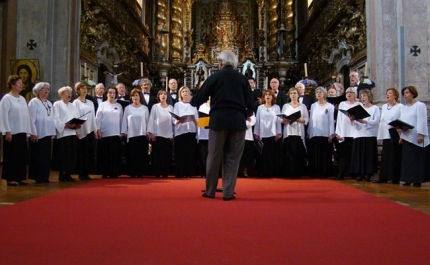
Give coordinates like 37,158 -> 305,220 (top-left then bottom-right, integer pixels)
372,179 -> 387,183
35,180 -> 44,184
7,181 -> 19,186
78,175 -> 86,180
65,175 -> 75,181
162,175 -> 168,178
155,175 -> 160,178
85,175 -> 91,180
402,183 -> 411,186
366,175 -> 374,182
202,193 -> 215,199
59,173 -> 67,182
223,196 -> 236,201
391,180 -> 400,184
413,183 -> 422,187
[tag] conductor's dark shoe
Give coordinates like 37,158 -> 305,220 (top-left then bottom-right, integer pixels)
372,179 -> 387,183
402,183 -> 411,186
413,183 -> 422,187
223,196 -> 236,201
202,193 -> 215,199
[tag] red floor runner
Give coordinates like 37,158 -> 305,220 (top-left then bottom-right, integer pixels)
1,178 -> 430,265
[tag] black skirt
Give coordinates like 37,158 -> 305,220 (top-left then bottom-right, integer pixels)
308,136 -> 332,178
151,136 -> 173,176
127,135 -> 149,177
379,139 -> 402,181
337,137 -> 353,176
283,136 -> 307,178
240,140 -> 255,168
98,136 -> 121,177
1,133 -> 28,182
52,135 -> 77,174
350,137 -> 378,175
77,132 -> 95,176
258,136 -> 278,177
174,132 -> 198,177
400,141 -> 430,183
29,136 -> 52,182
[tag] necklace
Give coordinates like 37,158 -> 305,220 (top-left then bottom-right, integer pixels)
387,102 -> 396,110
39,98 -> 51,116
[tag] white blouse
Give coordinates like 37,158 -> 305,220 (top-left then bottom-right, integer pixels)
197,103 -> 210,140
95,101 -> 123,138
307,102 -> 335,138
147,103 -> 174,139
245,114 -> 256,141
121,104 -> 149,142
173,101 -> 198,137
0,94 -> 31,135
282,103 -> 309,140
352,105 -> 380,138
73,98 -> 97,139
53,100 -> 80,139
254,104 -> 281,138
28,97 -> 55,139
335,101 -> 360,141
377,103 -> 403,140
399,101 -> 429,147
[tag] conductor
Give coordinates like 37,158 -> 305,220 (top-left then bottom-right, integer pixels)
191,50 -> 253,201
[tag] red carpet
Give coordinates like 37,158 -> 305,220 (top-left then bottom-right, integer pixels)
1,178 -> 430,265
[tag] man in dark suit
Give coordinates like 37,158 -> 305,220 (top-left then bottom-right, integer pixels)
140,78 -> 157,111
248,77 -> 262,113
349,70 -> 373,95
191,50 -> 253,201
93,83 -> 106,112
295,81 -> 314,111
167,78 -> 179,106
269,78 -> 290,109
116,82 -> 129,100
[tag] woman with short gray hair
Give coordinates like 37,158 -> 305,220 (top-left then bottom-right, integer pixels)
52,86 -> 81,182
307,86 -> 335,178
28,82 -> 56,183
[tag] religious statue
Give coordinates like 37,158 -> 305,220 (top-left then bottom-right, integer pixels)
245,65 -> 254,78
197,66 -> 205,82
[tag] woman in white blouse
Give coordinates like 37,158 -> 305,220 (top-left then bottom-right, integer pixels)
197,98 -> 210,178
307,87 -> 334,178
375,88 -> 403,184
28,82 -> 56,183
121,88 -> 150,178
254,89 -> 281,177
73,82 -> 97,180
335,87 -> 360,180
53,86 -> 81,182
173,86 -> 198,178
398,86 -> 430,187
0,75 -> 31,186
281,87 -> 309,178
148,90 -> 174,178
95,86 -> 123,178
350,89 -> 380,182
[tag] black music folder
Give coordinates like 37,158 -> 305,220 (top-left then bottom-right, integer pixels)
253,139 -> 264,154
388,128 -> 400,145
327,95 -> 346,105
66,111 -> 91,125
338,105 -> 370,120
388,119 -> 414,130
169,112 -> 196,122
277,110 -> 301,124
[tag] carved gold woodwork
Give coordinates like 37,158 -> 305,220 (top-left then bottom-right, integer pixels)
171,0 -> 183,63
80,0 -> 151,84
157,0 -> 168,60
299,0 -> 367,83
267,0 -> 278,61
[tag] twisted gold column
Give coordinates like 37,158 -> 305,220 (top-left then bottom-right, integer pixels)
156,0 -> 168,60
267,0 -> 278,61
284,0 -> 295,59
171,0 -> 183,62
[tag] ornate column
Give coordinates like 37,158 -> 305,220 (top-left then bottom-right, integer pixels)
267,0 -> 278,61
156,0 -> 169,61
171,0 -> 183,63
